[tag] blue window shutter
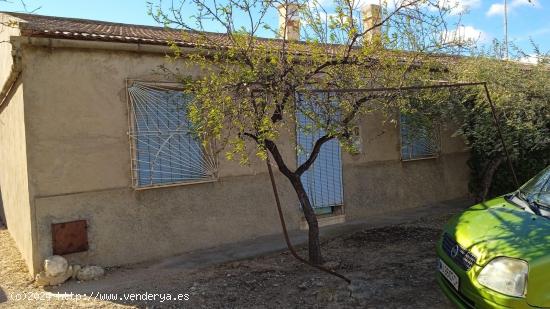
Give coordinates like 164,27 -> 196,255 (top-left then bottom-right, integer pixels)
128,83 -> 217,187
296,94 -> 344,210
400,113 -> 440,160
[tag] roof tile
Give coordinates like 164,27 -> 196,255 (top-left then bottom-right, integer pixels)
2,11 -> 234,47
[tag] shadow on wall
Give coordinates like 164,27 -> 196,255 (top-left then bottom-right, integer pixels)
0,287 -> 7,304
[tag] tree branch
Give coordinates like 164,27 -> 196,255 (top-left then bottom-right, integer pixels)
243,132 -> 295,179
295,134 -> 334,176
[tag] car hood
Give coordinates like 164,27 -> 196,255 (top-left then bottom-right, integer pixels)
443,197 -> 550,266
443,197 -> 550,307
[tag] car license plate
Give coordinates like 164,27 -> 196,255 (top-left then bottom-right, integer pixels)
439,259 -> 459,291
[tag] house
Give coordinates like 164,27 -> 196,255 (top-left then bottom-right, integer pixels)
0,8 -> 470,275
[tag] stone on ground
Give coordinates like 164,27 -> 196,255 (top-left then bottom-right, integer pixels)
76,265 -> 105,281
35,266 -> 73,286
44,255 -> 68,277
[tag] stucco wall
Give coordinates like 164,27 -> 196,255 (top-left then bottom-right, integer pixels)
342,112 -> 470,219
20,46 -> 302,272
0,15 -> 37,274
0,84 -> 36,274
20,44 -> 469,273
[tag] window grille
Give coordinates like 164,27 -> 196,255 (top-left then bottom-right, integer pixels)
127,82 -> 217,188
296,93 -> 344,213
400,113 -> 440,161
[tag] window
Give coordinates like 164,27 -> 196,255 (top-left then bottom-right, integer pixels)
127,81 -> 217,188
400,113 -> 440,161
296,93 -> 344,215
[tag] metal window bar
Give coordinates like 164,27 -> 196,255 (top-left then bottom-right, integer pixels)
296,93 -> 344,211
127,82 -> 218,188
400,113 -> 441,161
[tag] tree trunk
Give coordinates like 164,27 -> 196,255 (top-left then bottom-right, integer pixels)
262,138 -> 324,265
480,156 -> 506,202
288,174 -> 324,265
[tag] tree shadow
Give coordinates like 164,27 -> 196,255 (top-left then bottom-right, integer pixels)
448,198 -> 550,269
444,197 -> 550,307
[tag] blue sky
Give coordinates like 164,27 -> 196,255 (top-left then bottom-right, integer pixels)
2,0 -> 549,54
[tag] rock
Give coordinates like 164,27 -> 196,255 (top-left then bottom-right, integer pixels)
34,256 -> 74,287
44,255 -> 68,277
71,265 -> 81,280
35,266 -> 73,286
323,261 -> 340,270
76,265 -> 105,281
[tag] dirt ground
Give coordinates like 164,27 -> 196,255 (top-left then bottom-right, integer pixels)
0,213 -> 456,309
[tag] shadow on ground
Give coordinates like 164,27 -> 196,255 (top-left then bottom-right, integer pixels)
0,287 -> 7,304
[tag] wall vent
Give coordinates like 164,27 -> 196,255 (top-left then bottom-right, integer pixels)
51,220 -> 89,255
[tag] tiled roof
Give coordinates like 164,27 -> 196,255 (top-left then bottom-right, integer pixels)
1,12 -> 238,47
0,12 -> 469,62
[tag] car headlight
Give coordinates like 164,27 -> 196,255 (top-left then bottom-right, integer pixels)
477,257 -> 528,297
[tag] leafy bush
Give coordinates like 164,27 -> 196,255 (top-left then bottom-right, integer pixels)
449,54 -> 550,200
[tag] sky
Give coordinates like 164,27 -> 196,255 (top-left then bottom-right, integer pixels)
1,0 -> 549,55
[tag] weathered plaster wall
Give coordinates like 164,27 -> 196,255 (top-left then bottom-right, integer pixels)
22,46 -> 301,272
0,84 -> 36,274
0,15 -> 37,274
342,112 -> 470,220
33,174 -> 299,267
21,44 -> 469,273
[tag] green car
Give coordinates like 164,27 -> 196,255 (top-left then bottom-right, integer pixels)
437,166 -> 550,308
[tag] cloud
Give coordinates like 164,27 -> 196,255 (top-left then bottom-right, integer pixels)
486,3 -> 505,16
310,0 -> 381,9
309,0 -> 481,17
435,0 -> 481,15
487,0 -> 540,17
310,0 -> 434,10
518,54 -> 539,64
443,25 -> 487,44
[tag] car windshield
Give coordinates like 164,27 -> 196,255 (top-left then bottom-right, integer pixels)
516,166 -> 550,217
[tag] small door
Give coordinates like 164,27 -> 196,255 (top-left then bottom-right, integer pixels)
296,111 -> 344,215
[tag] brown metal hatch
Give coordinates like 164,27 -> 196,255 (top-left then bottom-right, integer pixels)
51,220 -> 89,255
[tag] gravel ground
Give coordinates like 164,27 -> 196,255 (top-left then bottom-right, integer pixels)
0,212 -> 456,308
